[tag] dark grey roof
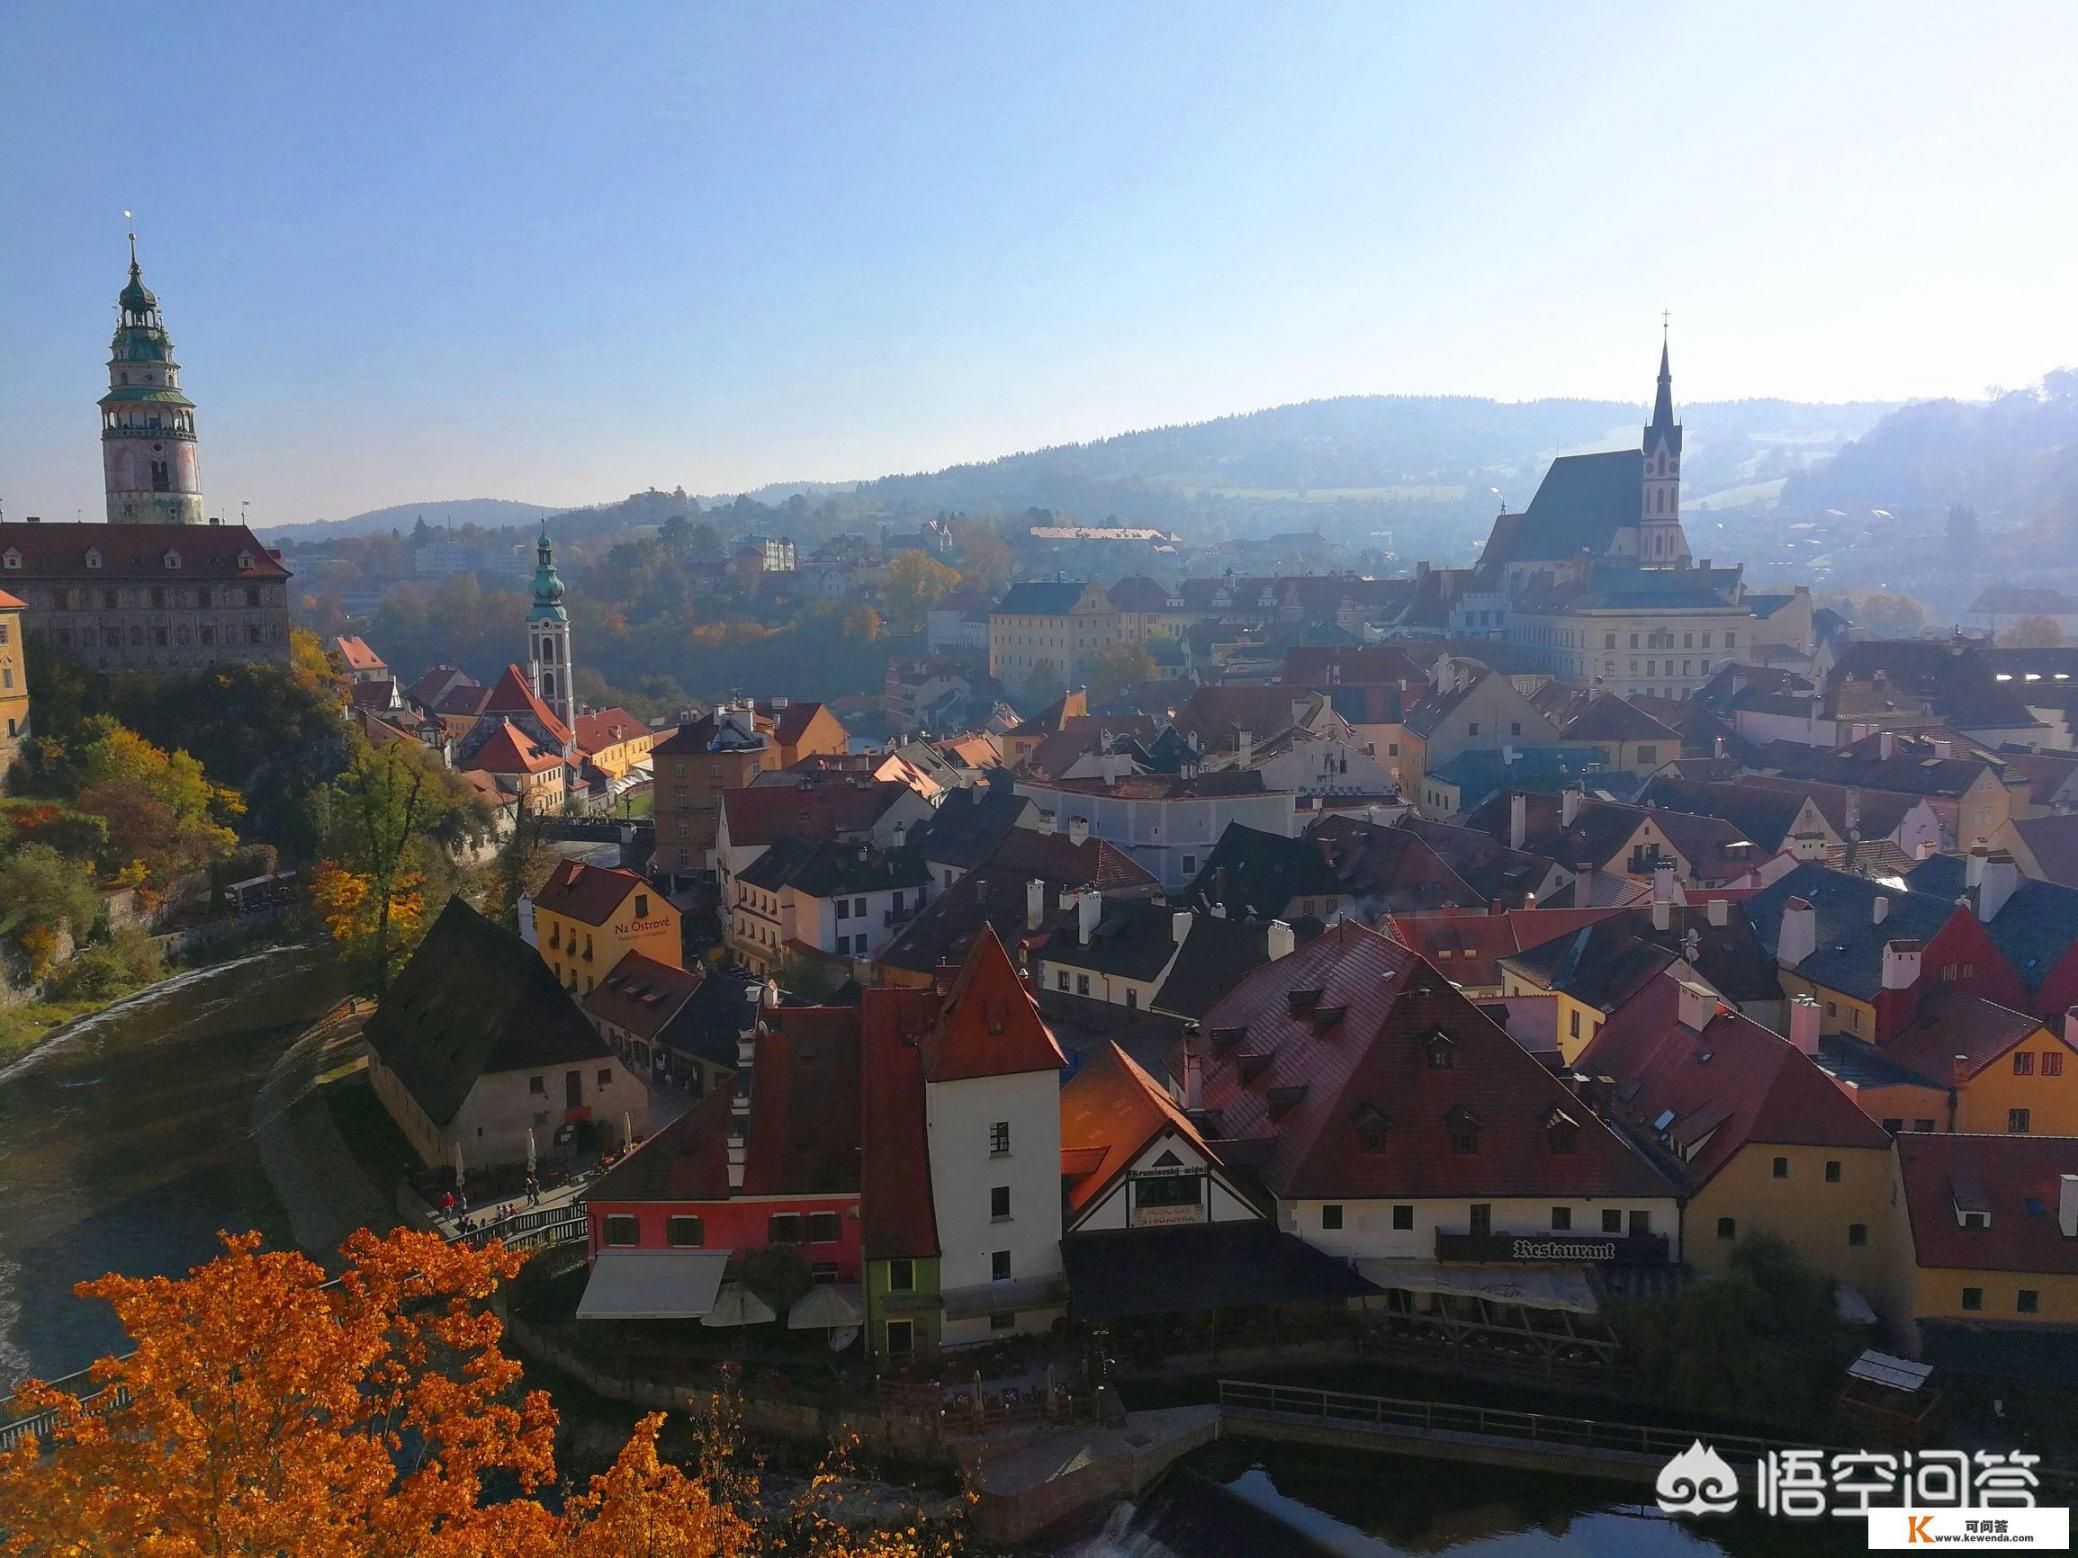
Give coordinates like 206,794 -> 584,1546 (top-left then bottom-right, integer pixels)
1744,861 -> 1956,1003
910,783 -> 1029,870
1500,921 -> 1678,1013
998,580 -> 1106,615
366,897 -> 611,1125
1905,856 -> 2078,992
1505,450 -> 1642,564
879,866 -> 1056,977
740,838 -> 931,898
1155,915 -> 1279,1019
1182,823 -> 1344,918
1061,1221 -> 1378,1319
1041,899 -> 1181,983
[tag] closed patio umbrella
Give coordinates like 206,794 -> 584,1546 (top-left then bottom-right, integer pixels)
700,1282 -> 777,1329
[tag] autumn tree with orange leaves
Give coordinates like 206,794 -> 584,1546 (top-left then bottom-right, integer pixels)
0,1228 -> 964,1557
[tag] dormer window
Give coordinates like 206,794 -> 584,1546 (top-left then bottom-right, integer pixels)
163,550 -> 181,570
1286,987 -> 1324,1018
236,550 -> 255,570
1445,1104 -> 1481,1154
1544,1106 -> 1580,1155
84,549 -> 102,570
1421,1029 -> 1456,1070
1352,1104 -> 1390,1155
1267,1084 -> 1309,1118
1,550 -> 18,571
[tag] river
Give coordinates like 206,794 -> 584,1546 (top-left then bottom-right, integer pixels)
0,942 -> 347,1384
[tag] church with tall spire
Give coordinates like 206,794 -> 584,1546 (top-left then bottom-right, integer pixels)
100,234 -> 206,525
526,522 -> 576,736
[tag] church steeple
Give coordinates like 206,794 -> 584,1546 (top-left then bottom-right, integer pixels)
526,523 -> 576,737
1638,325 -> 1688,568
100,231 -> 206,524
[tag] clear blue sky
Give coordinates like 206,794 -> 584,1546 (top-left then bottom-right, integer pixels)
3,2 -> 2074,525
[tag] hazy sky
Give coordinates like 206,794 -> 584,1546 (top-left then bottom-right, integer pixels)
4,2 -> 2075,525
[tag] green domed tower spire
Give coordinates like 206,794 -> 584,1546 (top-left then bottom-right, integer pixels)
526,523 -> 575,733
100,230 -> 206,524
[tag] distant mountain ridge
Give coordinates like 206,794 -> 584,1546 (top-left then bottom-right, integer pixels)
260,497 -> 571,543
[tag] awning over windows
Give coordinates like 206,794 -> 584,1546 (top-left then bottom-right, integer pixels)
1061,1223 -> 1378,1319
577,1250 -> 733,1320
1357,1259 -> 1600,1316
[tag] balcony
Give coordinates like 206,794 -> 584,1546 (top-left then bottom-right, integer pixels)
884,903 -> 919,928
1434,1229 -> 1669,1266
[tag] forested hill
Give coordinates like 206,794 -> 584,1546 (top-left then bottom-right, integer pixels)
262,497 -> 567,543
858,393 -> 1895,531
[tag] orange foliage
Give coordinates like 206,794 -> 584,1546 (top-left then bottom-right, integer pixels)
0,1229 -> 963,1557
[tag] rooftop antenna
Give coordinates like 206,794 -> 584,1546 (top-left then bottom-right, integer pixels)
125,209 -> 136,270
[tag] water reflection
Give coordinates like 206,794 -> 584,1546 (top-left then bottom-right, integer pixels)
0,944 -> 347,1381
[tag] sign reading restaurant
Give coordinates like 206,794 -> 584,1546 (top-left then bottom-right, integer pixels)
1510,1237 -> 1618,1262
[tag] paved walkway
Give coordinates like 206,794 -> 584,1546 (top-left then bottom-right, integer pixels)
251,1007 -> 397,1266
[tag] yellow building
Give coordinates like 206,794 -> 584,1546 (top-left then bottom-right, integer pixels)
1873,994 -> 2078,1137
574,707 -> 657,780
1578,976 -> 1903,1314
0,588 -> 26,782
530,860 -> 680,996
1886,1133 -> 2078,1361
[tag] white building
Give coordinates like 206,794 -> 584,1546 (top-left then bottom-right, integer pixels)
1015,770 -> 1298,892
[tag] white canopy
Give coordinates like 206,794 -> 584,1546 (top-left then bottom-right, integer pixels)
577,1250 -> 732,1321
700,1281 -> 778,1328
788,1283 -> 866,1330
1357,1259 -> 1601,1316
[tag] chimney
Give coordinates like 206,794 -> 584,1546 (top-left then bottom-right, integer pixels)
1652,862 -> 1680,905
1237,728 -> 1253,766
1560,786 -> 1583,827
1509,793 -> 1528,852
1026,878 -> 1046,932
1779,896 -> 1817,969
1068,815 -> 1090,847
1882,938 -> 1924,992
1788,994 -> 1820,1056
1966,846 -> 1989,890
1266,919 -> 1296,960
1878,730 -> 1897,760
1038,809 -> 1057,837
1651,898 -> 1672,933
1576,860 -> 1595,901
1078,889 -> 1102,945
2060,1174 -> 2078,1239
1173,909 -> 1193,945
1952,1053 -> 1972,1090
2066,1006 -> 2078,1050
1183,1029 -> 1204,1111
1979,850 -> 2019,922
1844,787 -> 1862,839
1872,895 -> 1889,925
1932,738 -> 1954,760
1677,979 -> 1719,1034
1706,896 -> 1729,927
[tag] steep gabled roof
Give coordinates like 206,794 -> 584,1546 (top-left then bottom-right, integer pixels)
1903,856 -> 2078,992
1182,823 -> 1347,918
1059,1041 -> 1218,1214
1577,972 -> 1891,1189
878,866 -> 1062,978
920,925 -> 1065,1083
910,783 -> 1031,869
574,707 -> 651,755
1190,922 -> 1672,1201
859,986 -> 941,1257
366,897 -> 610,1124
1155,915 -> 1280,1020
1503,449 -> 1643,565
1743,861 -> 1958,1003
720,779 -> 910,848
333,634 -> 385,672
482,663 -> 572,747
1561,693 -> 1680,746
1883,990 -> 2061,1084
582,951 -> 702,1042
467,722 -> 561,776
533,859 -> 646,926
588,1087 -> 736,1203
0,520 -> 290,580
754,699 -> 838,750
744,1006 -> 864,1194
998,580 -> 1108,616
1387,907 -> 1623,990
1898,1133 -> 2078,1276
986,827 -> 1159,893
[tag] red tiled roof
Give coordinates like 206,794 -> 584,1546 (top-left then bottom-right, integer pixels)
1577,972 -> 1892,1186
1280,645 -> 1428,688
333,634 -> 385,672
921,924 -> 1066,1082
1882,990 -> 2061,1084
583,951 -> 702,1041
467,723 -> 561,776
1898,1133 -> 2078,1276
0,588 -> 23,610
0,521 -> 290,580
591,1087 -> 736,1202
482,663 -> 572,747
1387,907 -> 1624,990
1191,921 -> 1671,1201
984,828 -> 1160,893
573,707 -> 650,755
533,860 -> 650,927
745,1006 -> 863,1194
1059,1042 -> 1213,1214
859,986 -> 942,1259
720,780 -> 908,848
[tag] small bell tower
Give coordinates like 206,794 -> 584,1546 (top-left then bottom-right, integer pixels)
1639,320 -> 1689,568
527,524 -> 576,734
100,230 -> 205,524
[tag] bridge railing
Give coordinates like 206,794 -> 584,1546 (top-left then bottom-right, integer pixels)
1216,1378 -> 1819,1464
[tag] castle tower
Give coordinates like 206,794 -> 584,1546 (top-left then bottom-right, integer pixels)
100,234 -> 205,525
1638,331 -> 1689,568
527,523 -> 576,734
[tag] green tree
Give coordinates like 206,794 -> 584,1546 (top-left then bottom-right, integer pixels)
2002,615 -> 2064,648
1851,591 -> 1933,640
0,844 -> 102,977
880,550 -> 962,634
1020,658 -> 1066,714
1086,641 -> 1156,706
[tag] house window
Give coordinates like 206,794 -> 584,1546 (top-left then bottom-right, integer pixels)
1848,1223 -> 1868,1246
1881,1118 -> 1903,1134
2014,1052 -> 2035,1076
1602,1209 -> 1622,1234
769,1214 -> 803,1244
989,1121 -> 1010,1155
1469,1203 -> 1491,1235
604,1215 -> 638,1247
2019,1289 -> 2040,1314
1077,974 -> 1090,996
528,1075 -> 546,1095
667,1216 -> 704,1248
2045,1052 -> 2065,1077
1467,722 -> 1479,737
1181,855 -> 1198,877
1825,1160 -> 1841,1183
885,1318 -> 915,1357
1446,1111 -> 1479,1154
835,899 -> 850,921
1056,970 -> 1070,991
990,1313 -> 1016,1331
1961,1287 -> 1983,1312
1321,1204 -> 1343,1230
2009,1108 -> 2032,1134
887,1258 -> 915,1292
1392,1204 -> 1413,1230
1772,1157 -> 1789,1179
990,1186 -> 1011,1220
597,1068 -> 612,1088
634,893 -> 649,919
1550,1206 -> 1572,1231
1717,1216 -> 1737,1240
991,1250 -> 1012,1281
1568,1010 -> 1580,1040
807,1211 -> 841,1244
1913,1119 -> 1936,1132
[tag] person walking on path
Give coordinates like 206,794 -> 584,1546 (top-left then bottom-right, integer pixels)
525,1174 -> 540,1206
440,1189 -> 457,1218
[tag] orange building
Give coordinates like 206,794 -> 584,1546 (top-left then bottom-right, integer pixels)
0,588 -> 26,782
530,860 -> 681,996
651,699 -> 849,882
